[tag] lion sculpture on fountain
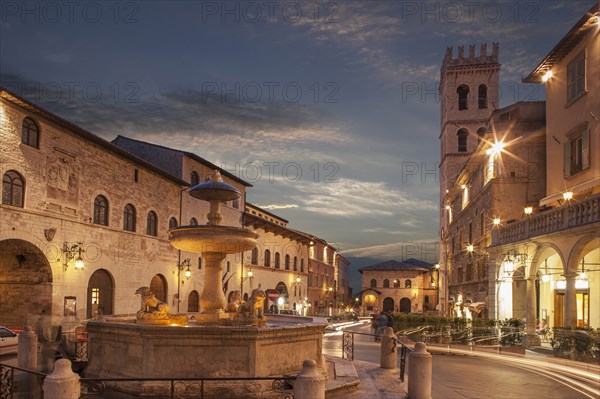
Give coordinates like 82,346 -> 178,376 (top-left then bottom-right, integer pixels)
235,288 -> 266,325
135,286 -> 170,320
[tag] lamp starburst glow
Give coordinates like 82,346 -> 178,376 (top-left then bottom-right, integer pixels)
542,70 -> 553,82
541,274 -> 551,282
563,191 -> 573,201
524,207 -> 533,215
486,141 -> 506,156
466,244 -> 474,253
493,217 -> 501,226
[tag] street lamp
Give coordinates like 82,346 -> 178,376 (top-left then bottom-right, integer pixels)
176,258 -> 191,312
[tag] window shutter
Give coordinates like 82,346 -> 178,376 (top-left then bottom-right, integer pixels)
564,141 -> 571,178
582,128 -> 590,170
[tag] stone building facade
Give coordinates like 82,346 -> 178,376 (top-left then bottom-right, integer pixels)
357,259 -> 435,316
0,88 -> 349,328
490,4 -> 600,335
442,102 -> 547,319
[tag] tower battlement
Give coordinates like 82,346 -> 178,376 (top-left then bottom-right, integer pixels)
443,43 -> 499,67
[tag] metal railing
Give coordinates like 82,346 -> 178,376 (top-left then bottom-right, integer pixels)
80,376 -> 296,398
0,363 -> 46,399
324,328 -> 413,382
0,362 -> 295,399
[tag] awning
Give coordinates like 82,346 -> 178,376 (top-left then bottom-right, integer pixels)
468,302 -> 486,313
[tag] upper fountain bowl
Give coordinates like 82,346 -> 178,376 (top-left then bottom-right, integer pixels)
168,225 -> 258,254
189,179 -> 241,202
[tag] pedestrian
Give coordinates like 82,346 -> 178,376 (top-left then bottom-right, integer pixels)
385,311 -> 394,328
377,312 -> 388,341
371,314 -> 378,341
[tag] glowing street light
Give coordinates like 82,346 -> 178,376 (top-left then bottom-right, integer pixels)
486,141 -> 506,156
542,70 -> 553,82
524,207 -> 533,215
563,191 -> 573,201
493,217 -> 501,226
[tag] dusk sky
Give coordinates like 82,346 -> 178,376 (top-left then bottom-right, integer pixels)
1,0 -> 596,289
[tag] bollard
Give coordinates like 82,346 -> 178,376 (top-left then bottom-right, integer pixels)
17,325 -> 37,369
43,359 -> 80,399
380,327 -> 398,369
408,342 -> 432,399
294,359 -> 326,399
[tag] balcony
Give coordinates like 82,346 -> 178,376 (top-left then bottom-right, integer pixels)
493,192 -> 600,246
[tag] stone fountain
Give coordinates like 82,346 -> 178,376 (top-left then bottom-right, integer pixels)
83,170 -> 327,397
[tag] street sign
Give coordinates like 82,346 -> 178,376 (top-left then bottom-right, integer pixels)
268,289 -> 280,301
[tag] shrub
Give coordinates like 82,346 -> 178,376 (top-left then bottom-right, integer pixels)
550,328 -> 600,363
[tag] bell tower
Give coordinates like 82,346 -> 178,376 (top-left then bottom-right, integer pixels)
438,43 -> 500,315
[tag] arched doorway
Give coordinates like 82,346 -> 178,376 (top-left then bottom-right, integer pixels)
150,274 -> 168,302
383,297 -> 394,312
399,298 -> 411,313
87,269 -> 114,318
0,239 -> 53,328
188,290 -> 199,312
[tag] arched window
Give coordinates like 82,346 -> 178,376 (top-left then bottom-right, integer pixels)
478,84 -> 487,109
169,217 -> 178,229
190,218 -> 198,225
251,247 -> 259,265
275,252 -> 281,269
285,254 -> 290,270
477,127 -> 487,144
457,85 -> 469,110
293,256 -> 298,271
123,204 -> 136,232
264,249 -> 271,267
370,279 -> 377,288
394,279 -> 400,288
405,279 -> 412,288
146,211 -> 158,236
93,195 -> 109,225
300,258 -> 304,273
190,171 -> 199,186
383,279 -> 390,288
457,129 -> 468,152
2,170 -> 25,208
21,117 -> 39,148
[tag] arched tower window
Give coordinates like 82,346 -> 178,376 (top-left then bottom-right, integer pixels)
457,129 -> 468,152
300,258 -> 305,273
457,85 -> 469,110
383,279 -> 390,288
93,195 -> 109,225
285,254 -> 290,270
478,85 -> 487,109
370,279 -> 377,288
405,279 -> 412,288
190,218 -> 198,225
169,217 -> 178,229
293,256 -> 298,271
264,250 -> 271,267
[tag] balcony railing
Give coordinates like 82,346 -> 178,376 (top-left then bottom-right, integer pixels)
494,192 -> 600,245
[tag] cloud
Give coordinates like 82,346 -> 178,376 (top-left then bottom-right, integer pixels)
343,237 -> 439,261
257,204 -> 299,210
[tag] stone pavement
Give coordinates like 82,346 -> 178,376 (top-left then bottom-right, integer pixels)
325,355 -> 407,398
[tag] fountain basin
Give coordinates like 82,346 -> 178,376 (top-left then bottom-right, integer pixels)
84,316 -> 328,397
168,226 -> 259,254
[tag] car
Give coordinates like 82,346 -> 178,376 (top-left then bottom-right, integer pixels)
0,327 -> 19,355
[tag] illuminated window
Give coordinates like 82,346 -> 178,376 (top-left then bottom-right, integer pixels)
91,288 -> 100,305
405,279 -> 411,288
